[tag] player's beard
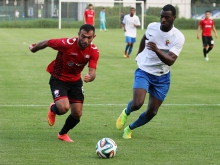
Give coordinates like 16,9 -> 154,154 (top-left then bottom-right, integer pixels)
160,21 -> 173,32
78,39 -> 89,49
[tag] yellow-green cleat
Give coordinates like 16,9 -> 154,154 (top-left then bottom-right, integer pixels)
123,126 -> 133,139
116,108 -> 128,130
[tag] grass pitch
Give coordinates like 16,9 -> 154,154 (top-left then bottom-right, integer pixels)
0,28 -> 220,165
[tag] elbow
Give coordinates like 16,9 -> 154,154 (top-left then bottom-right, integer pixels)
166,59 -> 175,66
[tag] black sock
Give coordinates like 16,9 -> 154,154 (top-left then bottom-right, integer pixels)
59,115 -> 80,135
206,47 -> 212,54
203,48 -> 207,58
51,104 -> 62,115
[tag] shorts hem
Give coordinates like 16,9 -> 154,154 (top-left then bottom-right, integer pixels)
54,96 -> 68,101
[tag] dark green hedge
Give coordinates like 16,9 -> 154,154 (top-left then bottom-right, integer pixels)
146,6 -> 179,18
1,16 -> 219,30
94,6 -> 131,19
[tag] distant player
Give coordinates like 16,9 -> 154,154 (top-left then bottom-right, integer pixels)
116,5 -> 185,139
100,7 -> 107,31
197,11 -> 218,61
29,24 -> 99,142
84,4 -> 95,26
122,7 -> 140,58
120,11 -> 124,28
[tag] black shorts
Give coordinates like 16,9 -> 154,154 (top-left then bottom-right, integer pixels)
49,76 -> 84,103
202,36 -> 214,47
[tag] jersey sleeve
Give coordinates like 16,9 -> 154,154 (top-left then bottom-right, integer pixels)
199,20 -> 203,26
88,44 -> 99,69
169,32 -> 185,56
48,38 -> 76,52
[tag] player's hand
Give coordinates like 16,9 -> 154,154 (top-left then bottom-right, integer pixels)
197,35 -> 200,39
146,42 -> 159,53
123,27 -> 126,32
29,43 -> 36,52
215,33 -> 218,38
84,74 -> 91,83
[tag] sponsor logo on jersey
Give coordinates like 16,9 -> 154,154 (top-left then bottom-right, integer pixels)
69,52 -> 78,56
67,61 -> 86,67
205,25 -> 212,28
67,61 -> 75,67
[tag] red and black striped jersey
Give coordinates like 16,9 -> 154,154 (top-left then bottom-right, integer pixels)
47,37 -> 99,82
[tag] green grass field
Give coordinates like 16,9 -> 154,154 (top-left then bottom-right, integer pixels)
0,28 -> 220,165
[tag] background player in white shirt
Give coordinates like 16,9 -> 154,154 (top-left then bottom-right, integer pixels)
116,4 -> 185,139
122,7 -> 140,58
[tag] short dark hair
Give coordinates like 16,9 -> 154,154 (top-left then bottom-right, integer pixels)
205,10 -> 211,13
89,4 -> 93,7
162,4 -> 176,16
130,7 -> 135,10
79,24 -> 95,33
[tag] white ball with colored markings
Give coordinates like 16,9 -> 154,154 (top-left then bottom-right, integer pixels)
96,138 -> 117,158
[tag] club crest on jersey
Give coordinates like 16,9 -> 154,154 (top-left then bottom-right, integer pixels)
67,38 -> 76,45
67,61 -> 74,67
165,39 -> 170,46
54,90 -> 60,98
85,54 -> 90,59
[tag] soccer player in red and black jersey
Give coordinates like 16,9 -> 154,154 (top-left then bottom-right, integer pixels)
29,24 -> 99,142
84,4 -> 95,26
197,11 -> 218,61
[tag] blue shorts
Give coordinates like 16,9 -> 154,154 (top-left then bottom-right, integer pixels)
126,36 -> 136,43
133,68 -> 170,101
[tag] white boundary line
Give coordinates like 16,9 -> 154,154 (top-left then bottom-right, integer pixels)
0,104 -> 220,107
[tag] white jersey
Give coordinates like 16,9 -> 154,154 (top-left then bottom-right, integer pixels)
123,14 -> 140,38
135,22 -> 185,76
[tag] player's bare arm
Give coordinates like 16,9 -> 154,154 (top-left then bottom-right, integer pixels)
137,34 -> 146,55
147,42 -> 177,66
212,25 -> 218,38
84,68 -> 96,83
122,24 -> 126,32
29,40 -> 49,53
197,25 -> 201,39
83,15 -> 86,24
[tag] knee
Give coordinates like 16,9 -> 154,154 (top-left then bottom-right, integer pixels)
132,100 -> 144,110
146,109 -> 158,118
71,111 -> 82,119
57,104 -> 69,114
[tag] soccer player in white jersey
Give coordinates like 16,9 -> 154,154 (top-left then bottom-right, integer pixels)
116,4 -> 185,139
122,7 -> 140,58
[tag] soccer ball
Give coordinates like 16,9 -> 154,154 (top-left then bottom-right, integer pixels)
96,138 -> 117,158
